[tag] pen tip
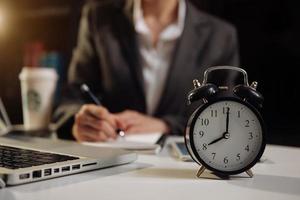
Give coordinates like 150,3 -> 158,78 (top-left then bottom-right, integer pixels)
81,84 -> 89,92
117,129 -> 125,137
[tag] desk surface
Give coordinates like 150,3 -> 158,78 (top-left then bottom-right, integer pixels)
0,137 -> 300,200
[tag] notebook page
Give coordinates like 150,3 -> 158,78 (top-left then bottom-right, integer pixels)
82,132 -> 163,153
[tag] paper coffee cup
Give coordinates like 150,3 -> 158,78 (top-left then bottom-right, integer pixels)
19,67 -> 58,130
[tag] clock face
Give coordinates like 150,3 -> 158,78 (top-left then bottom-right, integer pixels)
189,99 -> 265,174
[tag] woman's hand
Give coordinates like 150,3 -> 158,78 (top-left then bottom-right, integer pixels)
115,110 -> 170,134
72,104 -> 122,142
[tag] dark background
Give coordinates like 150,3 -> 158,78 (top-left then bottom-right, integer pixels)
0,0 -> 299,146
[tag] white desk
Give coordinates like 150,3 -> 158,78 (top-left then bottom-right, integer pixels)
0,137 -> 300,200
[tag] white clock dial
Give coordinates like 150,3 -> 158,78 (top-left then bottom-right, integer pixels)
192,100 -> 263,172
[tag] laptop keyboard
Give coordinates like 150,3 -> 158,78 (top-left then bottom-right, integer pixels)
0,145 -> 79,169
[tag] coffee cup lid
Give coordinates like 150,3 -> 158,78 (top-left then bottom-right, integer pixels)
19,67 -> 58,80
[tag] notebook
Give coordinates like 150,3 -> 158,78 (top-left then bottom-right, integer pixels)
83,132 -> 164,154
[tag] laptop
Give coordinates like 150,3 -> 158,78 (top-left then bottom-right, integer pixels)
0,99 -> 137,188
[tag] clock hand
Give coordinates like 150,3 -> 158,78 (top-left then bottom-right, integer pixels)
208,132 -> 230,146
208,135 -> 224,145
226,107 -> 230,133
208,107 -> 231,146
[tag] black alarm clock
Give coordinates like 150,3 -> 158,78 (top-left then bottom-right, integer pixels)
184,66 -> 266,178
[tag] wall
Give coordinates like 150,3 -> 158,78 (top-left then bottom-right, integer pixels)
0,0 -> 83,124
0,0 -> 299,145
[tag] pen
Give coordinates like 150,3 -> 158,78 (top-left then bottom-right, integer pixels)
155,134 -> 167,150
80,84 -> 125,137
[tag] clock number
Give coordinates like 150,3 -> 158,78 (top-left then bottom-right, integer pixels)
198,131 -> 204,138
211,152 -> 216,160
245,120 -> 250,127
237,111 -> 241,118
201,118 -> 209,126
210,110 -> 217,117
236,153 -> 241,161
248,132 -> 253,140
223,157 -> 228,164
202,143 -> 207,151
223,107 -> 229,114
245,145 -> 250,152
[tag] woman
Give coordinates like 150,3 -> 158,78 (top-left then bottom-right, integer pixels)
55,0 -> 239,141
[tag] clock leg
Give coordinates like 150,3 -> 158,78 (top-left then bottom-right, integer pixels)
196,165 -> 206,178
246,169 -> 253,178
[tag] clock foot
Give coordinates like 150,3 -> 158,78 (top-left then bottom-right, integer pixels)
196,165 -> 206,178
246,169 -> 253,178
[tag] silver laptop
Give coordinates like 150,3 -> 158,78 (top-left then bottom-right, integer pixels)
0,99 -> 137,188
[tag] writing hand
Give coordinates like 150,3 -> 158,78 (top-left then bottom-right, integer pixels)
72,104 -> 123,142
114,110 -> 170,134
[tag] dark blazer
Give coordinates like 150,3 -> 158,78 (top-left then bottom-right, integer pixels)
55,0 -> 239,139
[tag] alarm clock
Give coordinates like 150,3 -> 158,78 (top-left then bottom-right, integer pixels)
184,66 -> 266,178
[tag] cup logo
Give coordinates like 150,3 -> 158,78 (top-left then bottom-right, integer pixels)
27,90 -> 41,111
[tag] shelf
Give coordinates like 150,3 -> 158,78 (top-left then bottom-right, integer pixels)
20,6 -> 71,19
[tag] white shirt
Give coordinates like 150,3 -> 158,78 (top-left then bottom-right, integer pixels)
133,0 -> 186,115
